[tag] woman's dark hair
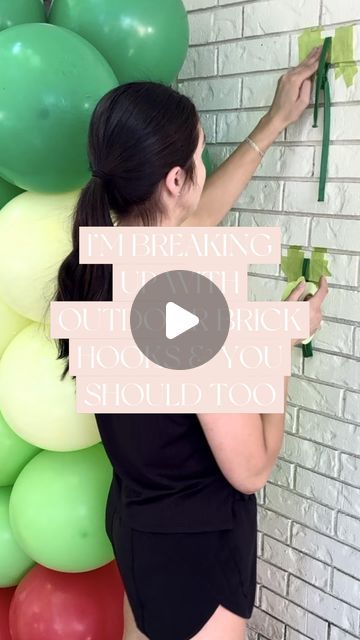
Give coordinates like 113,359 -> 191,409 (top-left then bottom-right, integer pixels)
46,81 -> 200,382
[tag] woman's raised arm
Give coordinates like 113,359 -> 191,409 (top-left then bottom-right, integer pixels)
181,45 -> 323,228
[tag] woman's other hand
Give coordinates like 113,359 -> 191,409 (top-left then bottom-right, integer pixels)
267,45 -> 323,131
285,276 -> 329,347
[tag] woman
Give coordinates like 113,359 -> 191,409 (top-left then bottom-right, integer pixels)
54,45 -> 328,640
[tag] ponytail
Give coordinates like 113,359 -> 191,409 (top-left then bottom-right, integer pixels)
47,177 -> 113,381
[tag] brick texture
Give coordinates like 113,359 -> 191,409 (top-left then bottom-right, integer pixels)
179,1 -> 360,639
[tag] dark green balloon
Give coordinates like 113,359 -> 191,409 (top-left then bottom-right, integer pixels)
0,0 -> 45,32
202,146 -> 214,178
49,0 -> 189,85
0,23 -> 118,192
0,177 -> 23,210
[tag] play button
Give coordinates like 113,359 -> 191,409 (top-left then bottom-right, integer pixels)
166,302 -> 199,340
130,270 -> 230,370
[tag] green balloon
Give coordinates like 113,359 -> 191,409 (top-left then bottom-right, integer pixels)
0,176 -> 23,210
0,23 -> 118,192
0,486 -> 34,587
0,0 -> 45,32
202,147 -> 214,178
0,412 -> 40,487
49,0 -> 189,85
9,444 -> 114,572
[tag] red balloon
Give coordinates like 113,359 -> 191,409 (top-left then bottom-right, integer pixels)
0,587 -> 15,640
9,562 -> 124,640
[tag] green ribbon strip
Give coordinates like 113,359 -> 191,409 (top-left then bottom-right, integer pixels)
301,258 -> 313,357
313,37 -> 332,202
281,246 -> 332,358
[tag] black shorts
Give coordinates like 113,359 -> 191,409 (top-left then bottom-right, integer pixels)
106,492 -> 257,640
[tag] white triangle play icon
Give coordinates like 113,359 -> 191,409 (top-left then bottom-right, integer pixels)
165,302 -> 199,340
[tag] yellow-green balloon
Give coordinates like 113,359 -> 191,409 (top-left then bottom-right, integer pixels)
49,0 -> 189,85
9,445 -> 114,572
0,297 -> 30,358
0,176 -> 23,209
0,23 -> 118,192
0,322 -> 101,451
0,412 -> 40,487
0,190 -> 77,322
0,0 -> 45,32
0,487 -> 35,586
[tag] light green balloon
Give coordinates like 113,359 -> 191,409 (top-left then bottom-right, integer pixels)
0,190 -> 76,322
0,0 -> 45,32
49,0 -> 189,85
0,323 -> 100,451
0,23 -> 118,192
9,445 -> 114,572
0,486 -> 35,587
0,297 -> 30,358
0,412 -> 40,487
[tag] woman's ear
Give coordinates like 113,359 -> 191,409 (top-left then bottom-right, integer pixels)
165,165 -> 185,197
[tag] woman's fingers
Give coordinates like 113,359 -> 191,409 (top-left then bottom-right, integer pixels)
299,46 -> 323,65
267,45 -> 325,128
290,48 -> 323,81
311,275 -> 329,304
298,78 -> 312,105
304,45 -> 323,61
284,279 -> 306,301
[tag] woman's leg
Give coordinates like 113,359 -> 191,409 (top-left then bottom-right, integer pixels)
189,604 -> 247,640
122,589 -> 150,640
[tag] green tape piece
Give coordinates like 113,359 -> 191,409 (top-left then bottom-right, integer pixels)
281,246 -> 305,282
331,25 -> 358,87
308,247 -> 332,282
298,27 -> 323,62
281,246 -> 332,284
331,25 -> 354,63
336,62 -> 358,88
298,24 -> 358,88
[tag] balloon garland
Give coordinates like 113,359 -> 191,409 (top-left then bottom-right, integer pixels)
0,1 -> 190,637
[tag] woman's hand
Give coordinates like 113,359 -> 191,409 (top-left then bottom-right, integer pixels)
267,45 -> 323,131
184,45 -> 324,228
285,276 -> 329,347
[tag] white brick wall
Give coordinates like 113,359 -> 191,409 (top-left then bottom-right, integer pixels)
179,1 -> 360,638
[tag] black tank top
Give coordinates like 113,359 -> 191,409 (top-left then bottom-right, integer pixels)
95,412 -> 246,533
